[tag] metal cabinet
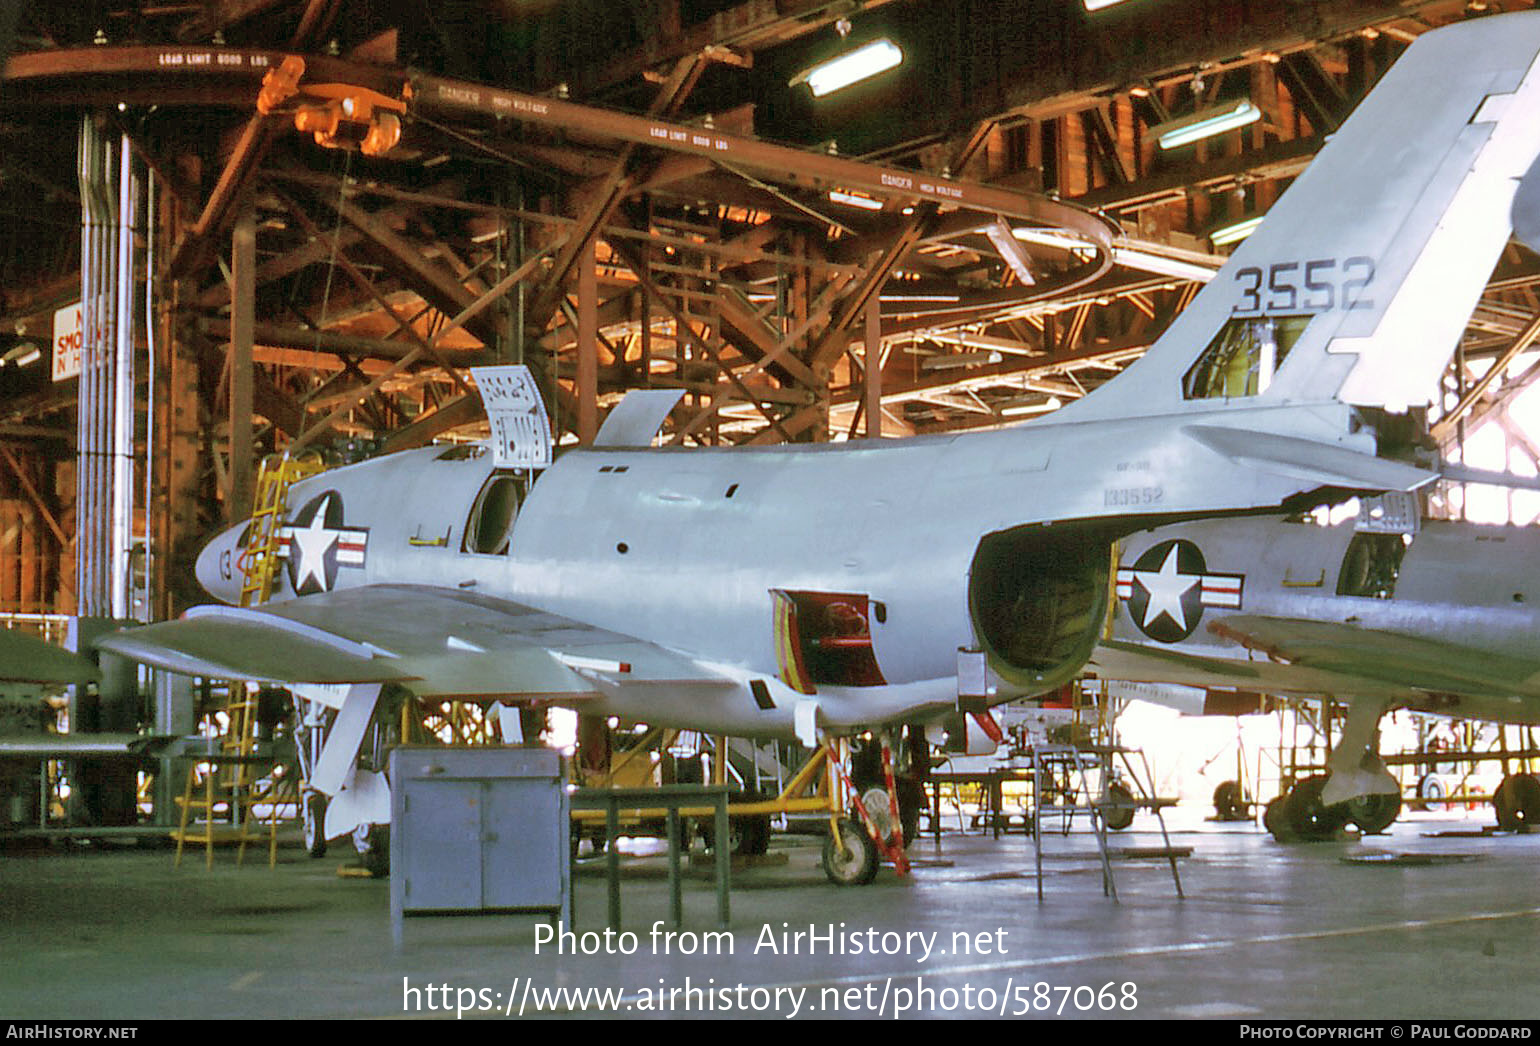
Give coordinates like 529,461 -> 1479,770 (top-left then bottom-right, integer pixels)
390,746 -> 569,945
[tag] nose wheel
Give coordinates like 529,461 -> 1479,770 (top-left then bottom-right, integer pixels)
302,792 -> 327,858
821,816 -> 878,886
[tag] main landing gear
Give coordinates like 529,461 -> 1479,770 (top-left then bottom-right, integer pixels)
1494,772 -> 1540,831
1264,775 -> 1402,842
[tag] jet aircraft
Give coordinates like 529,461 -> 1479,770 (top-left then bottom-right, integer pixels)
96,14 -> 1540,877
1093,507 -> 1540,840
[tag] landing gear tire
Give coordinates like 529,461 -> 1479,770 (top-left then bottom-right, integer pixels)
1416,775 -> 1446,812
302,792 -> 327,858
699,793 -> 773,857
822,817 -> 878,886
1494,772 -> 1540,831
1263,795 -> 1294,841
859,787 -> 899,846
897,777 -> 927,847
1100,781 -> 1137,831
353,823 -> 390,876
1344,791 -> 1401,835
1282,776 -> 1349,841
1213,780 -> 1249,821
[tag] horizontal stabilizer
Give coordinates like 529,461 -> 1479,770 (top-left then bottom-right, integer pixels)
1184,426 -> 1437,492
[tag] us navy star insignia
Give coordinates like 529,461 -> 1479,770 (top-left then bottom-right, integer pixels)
1115,539 -> 1244,642
277,491 -> 369,596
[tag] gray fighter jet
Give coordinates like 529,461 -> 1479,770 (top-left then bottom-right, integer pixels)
96,15 -> 1540,866
1095,507 -> 1540,840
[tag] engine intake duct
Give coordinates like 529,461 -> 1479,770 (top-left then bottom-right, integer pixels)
968,524 -> 1111,693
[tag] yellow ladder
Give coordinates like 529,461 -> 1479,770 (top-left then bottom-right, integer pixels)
238,452 -> 326,607
172,686 -> 296,869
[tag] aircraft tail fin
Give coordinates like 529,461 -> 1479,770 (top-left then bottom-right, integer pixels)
1060,14 -> 1540,422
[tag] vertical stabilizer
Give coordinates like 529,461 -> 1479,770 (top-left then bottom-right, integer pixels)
1057,14 -> 1540,423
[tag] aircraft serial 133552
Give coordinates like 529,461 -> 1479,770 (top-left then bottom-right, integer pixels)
96,13 -> 1540,880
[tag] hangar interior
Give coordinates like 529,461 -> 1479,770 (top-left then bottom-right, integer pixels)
3,0 -> 1540,1022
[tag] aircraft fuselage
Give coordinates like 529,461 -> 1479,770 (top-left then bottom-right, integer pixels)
198,401 -> 1372,734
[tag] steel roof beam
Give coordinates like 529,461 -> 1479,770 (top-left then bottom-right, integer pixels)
523,53 -> 709,342
165,114 -> 278,281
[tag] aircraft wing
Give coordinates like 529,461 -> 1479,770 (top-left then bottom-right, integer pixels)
1204,614 -> 1540,702
94,584 -> 729,700
0,629 -> 100,685
1094,638 -> 1264,681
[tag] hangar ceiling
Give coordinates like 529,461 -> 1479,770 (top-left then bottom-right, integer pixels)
1,0 -> 1539,615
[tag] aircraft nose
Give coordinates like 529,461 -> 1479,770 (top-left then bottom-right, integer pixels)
195,522 -> 251,604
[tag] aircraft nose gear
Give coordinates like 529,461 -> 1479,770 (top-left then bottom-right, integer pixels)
1493,773 -> 1540,831
826,736 -> 911,884
302,792 -> 327,858
822,816 -> 879,886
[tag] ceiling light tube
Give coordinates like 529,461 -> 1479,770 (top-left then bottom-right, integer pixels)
1111,247 -> 1220,282
791,38 -> 904,97
1000,397 -> 1062,417
828,189 -> 885,210
1154,97 -> 1262,150
1209,214 -> 1265,247
0,343 -> 40,367
920,350 -> 1001,371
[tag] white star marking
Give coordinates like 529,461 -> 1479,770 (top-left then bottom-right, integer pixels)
289,505 -> 340,592
1132,544 -> 1199,633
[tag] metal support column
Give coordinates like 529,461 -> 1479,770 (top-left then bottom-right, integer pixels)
577,236 -> 598,444
227,207 -> 256,522
864,296 -> 882,439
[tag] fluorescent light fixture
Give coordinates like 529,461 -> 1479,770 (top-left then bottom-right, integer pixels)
1153,97 -> 1261,150
1012,227 -> 1086,249
879,292 -> 961,303
921,350 -> 1001,371
1011,227 -> 1097,258
1001,396 -> 1062,417
791,38 -> 904,97
1209,214 -> 1265,247
1112,246 -> 1220,282
0,343 -> 40,368
828,189 -> 884,210
1083,0 -> 1133,9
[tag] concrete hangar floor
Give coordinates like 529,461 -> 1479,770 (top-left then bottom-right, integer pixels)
1,808 -> 1537,1021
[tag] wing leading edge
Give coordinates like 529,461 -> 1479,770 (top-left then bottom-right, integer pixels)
95,584 -> 729,700
1206,614 -> 1540,703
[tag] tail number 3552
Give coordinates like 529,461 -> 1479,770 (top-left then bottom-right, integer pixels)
1233,258 -> 1374,315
